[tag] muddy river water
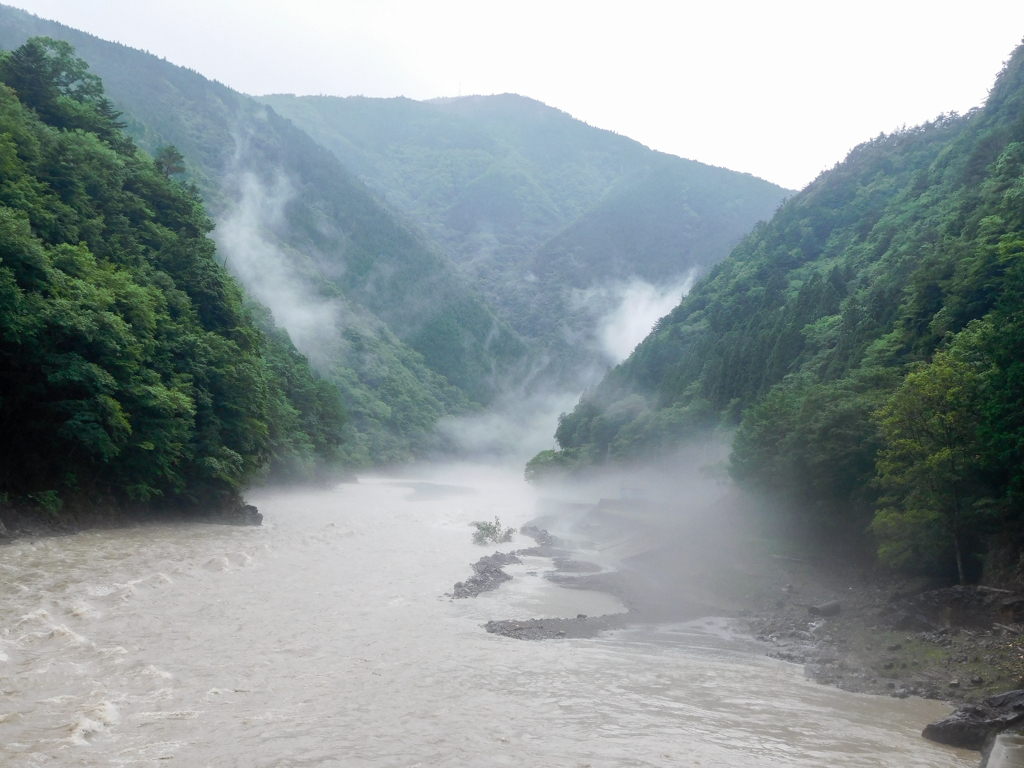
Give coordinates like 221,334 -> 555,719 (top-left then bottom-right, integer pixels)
0,465 -> 976,766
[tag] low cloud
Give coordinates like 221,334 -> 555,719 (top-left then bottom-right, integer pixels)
438,388 -> 581,464
566,272 -> 696,366
598,273 -> 696,362
212,172 -> 344,369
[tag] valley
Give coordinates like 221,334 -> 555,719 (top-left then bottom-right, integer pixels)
1,4 -> 1023,764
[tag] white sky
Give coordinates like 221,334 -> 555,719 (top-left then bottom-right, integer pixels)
8,0 -> 1024,189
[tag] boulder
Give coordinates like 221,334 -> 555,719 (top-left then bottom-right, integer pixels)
217,503 -> 263,526
808,600 -> 842,617
923,690 -> 1024,750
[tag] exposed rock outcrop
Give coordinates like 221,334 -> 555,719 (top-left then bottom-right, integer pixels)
519,525 -> 559,547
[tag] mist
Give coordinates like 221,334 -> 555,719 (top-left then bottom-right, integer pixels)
596,273 -> 697,362
0,7 -> 1006,764
19,0 -> 1024,190
214,164 -> 704,473
213,171 -> 345,369
437,389 -> 580,464
509,434 -> 766,622
433,271 -> 698,465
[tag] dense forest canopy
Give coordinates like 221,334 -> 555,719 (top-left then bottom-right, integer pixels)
530,41 -> 1024,582
0,5 -> 793,468
0,37 -> 346,515
0,4 -> 529,467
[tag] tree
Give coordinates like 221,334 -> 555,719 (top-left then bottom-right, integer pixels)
872,331 -> 992,583
0,37 -> 102,117
154,145 -> 186,178
0,38 -> 348,515
0,37 -> 132,152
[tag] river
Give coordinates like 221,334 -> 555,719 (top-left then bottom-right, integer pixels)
0,464 -> 975,766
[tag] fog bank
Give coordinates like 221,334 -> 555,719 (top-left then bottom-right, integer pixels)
597,273 -> 697,362
213,171 -> 345,369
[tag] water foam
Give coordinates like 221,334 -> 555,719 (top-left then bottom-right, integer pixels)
69,717 -> 104,745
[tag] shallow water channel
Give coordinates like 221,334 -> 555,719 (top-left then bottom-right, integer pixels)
0,465 -> 976,766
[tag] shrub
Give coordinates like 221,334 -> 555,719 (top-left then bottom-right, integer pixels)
472,516 -> 516,545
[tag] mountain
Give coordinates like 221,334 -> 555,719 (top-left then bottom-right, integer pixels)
0,5 -> 529,465
530,41 -> 1024,581
0,5 -> 790,467
259,93 -> 791,381
0,38 -> 346,516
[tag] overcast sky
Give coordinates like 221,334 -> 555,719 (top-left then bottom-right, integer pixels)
9,0 -> 1024,189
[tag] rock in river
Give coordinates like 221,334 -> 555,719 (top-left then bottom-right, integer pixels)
923,689 -> 1024,750
808,600 -> 842,617
451,551 -> 522,599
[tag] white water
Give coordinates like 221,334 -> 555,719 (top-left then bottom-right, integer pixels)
0,465 -> 975,766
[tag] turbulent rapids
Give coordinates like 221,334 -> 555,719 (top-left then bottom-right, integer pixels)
0,465 -> 974,766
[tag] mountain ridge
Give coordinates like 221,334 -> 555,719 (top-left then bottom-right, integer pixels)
530,39 -> 1024,580
0,3 -> 530,465
259,91 -> 792,384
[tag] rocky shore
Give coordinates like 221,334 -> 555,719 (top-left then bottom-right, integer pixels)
748,581 -> 1024,704
449,523 -> 699,639
453,509 -> 1024,763
742,557 -> 1024,763
447,526 -> 609,607
743,545 -> 1024,697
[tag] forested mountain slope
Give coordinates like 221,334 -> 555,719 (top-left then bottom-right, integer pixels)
532,41 -> 1024,581
0,38 -> 346,517
260,93 -> 790,378
0,5 -> 528,465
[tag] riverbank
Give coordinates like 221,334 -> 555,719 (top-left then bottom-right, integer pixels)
462,497 -> 1024,764
742,551 -> 1024,764
743,558 -> 1024,706
0,497 -> 262,541
484,499 -> 1024,707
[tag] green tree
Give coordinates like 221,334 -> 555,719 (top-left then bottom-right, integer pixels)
0,36 -> 101,112
154,145 -> 185,178
872,335 -> 992,583
0,38 -> 348,516
0,37 -> 130,151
